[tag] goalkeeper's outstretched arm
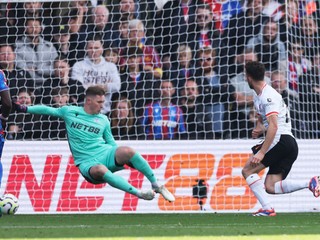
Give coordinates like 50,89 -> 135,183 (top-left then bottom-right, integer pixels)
13,99 -> 62,118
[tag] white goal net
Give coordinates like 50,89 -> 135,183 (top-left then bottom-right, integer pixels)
0,0 -> 319,141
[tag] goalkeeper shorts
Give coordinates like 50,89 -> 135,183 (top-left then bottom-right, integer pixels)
77,146 -> 124,184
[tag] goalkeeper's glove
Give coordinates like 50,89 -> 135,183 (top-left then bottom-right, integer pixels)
12,98 -> 28,113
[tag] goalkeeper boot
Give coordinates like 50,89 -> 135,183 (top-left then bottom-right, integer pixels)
252,208 -> 276,217
139,189 -> 155,200
153,185 -> 175,202
309,176 -> 320,197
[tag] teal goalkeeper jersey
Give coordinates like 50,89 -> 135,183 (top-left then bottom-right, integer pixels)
27,105 -> 117,165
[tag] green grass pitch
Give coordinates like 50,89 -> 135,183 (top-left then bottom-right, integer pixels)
1,213 -> 320,240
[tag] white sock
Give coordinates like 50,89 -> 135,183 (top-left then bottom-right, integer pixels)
274,179 -> 308,194
246,174 -> 273,210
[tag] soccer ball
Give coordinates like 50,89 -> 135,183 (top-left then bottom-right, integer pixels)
0,193 -> 19,215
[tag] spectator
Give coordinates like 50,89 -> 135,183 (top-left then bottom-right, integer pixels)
188,3 -> 227,66
118,0 -> 137,21
0,44 -> 35,98
298,52 -> 320,139
15,18 -> 58,87
40,87 -> 68,140
152,0 -> 198,56
109,96 -> 144,140
179,79 -> 213,139
223,0 -> 269,70
51,25 -> 85,67
246,19 -> 286,72
86,5 -> 120,49
275,0 -> 300,43
271,70 -> 301,138
142,79 -> 186,140
13,1 -> 43,37
111,0 -> 137,29
49,86 -> 70,108
119,46 -> 156,118
168,44 -> 196,103
7,88 -> 41,140
104,48 -> 120,66
287,41 -> 312,94
0,6 -> 19,43
298,15 -> 320,59
61,8 -> 87,65
70,0 -> 91,28
229,48 -> 270,138
121,19 -> 162,79
118,18 -> 129,49
195,46 -> 230,139
40,55 -> 85,106
72,35 -> 121,114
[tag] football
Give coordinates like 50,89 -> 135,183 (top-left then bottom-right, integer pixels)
0,193 -> 19,215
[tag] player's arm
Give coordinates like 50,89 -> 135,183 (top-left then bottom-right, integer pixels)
103,119 -> 117,147
259,114 -> 278,155
0,89 -> 12,120
251,114 -> 278,164
252,115 -> 266,139
13,101 -> 64,118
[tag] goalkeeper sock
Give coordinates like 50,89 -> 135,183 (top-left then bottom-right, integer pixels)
129,152 -> 158,185
246,174 -> 273,210
103,171 -> 138,196
274,179 -> 308,194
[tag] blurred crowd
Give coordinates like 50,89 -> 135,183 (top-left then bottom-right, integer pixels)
0,0 -> 319,140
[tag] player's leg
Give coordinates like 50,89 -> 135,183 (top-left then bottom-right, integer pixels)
90,165 -> 154,200
78,160 -> 154,200
0,161 -> 2,188
115,146 -> 175,202
0,141 -> 4,188
116,146 -> 157,183
270,171 -> 319,197
242,156 -> 275,216
266,135 -> 319,196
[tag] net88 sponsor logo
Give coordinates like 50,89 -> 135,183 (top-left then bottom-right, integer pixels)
3,153 -> 264,212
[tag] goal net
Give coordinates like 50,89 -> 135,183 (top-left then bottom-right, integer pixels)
0,0 -> 319,140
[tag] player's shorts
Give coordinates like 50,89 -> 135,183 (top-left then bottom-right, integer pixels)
77,146 -> 124,184
251,134 -> 298,179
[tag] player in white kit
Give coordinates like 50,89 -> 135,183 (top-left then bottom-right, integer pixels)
241,61 -> 319,216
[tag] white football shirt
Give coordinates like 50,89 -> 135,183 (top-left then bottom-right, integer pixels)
254,83 -> 293,149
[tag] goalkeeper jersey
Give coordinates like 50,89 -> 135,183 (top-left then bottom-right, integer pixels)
27,105 -> 117,165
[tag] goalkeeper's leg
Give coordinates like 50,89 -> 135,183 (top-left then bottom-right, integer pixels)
102,170 -> 154,200
79,162 -> 154,200
116,147 -> 175,202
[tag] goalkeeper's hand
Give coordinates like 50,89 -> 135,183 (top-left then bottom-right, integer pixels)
12,98 -> 28,113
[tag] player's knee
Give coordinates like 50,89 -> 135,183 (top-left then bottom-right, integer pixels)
116,146 -> 135,162
90,165 -> 108,179
242,166 -> 250,179
265,184 -> 276,194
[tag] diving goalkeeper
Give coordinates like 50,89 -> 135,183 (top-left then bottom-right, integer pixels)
13,85 -> 175,202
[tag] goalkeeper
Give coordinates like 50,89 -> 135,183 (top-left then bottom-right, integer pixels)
13,85 -> 175,202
